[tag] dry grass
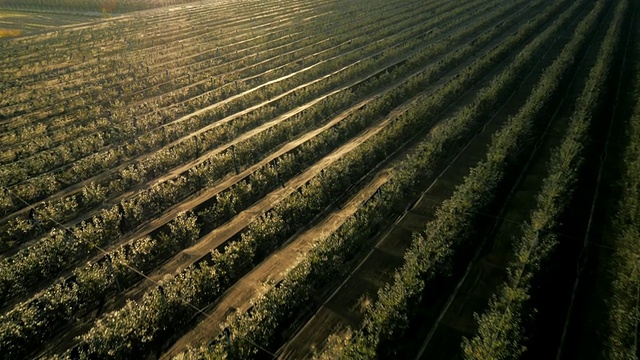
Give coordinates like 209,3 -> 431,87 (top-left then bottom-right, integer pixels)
0,28 -> 22,38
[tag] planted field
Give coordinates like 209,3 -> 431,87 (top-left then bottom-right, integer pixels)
0,10 -> 96,38
0,0 -> 637,359
1,0 -> 207,14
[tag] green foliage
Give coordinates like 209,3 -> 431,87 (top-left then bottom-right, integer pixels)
603,2 -> 640,358
322,0 -> 611,356
463,0 -> 626,358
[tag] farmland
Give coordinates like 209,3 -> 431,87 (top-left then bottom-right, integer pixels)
0,10 -> 96,38
0,0 -> 638,359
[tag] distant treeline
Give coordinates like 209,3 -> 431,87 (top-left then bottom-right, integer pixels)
0,0 -> 199,14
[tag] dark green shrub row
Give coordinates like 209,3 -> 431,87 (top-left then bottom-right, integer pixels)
602,1 -> 640,358
463,1 -> 627,358
316,0 -> 608,358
